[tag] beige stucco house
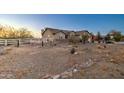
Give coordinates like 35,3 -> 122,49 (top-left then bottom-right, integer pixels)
41,28 -> 67,42
41,27 -> 93,43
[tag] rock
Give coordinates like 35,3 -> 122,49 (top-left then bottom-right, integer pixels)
0,73 -> 6,78
80,59 -> 94,68
106,54 -> 109,57
67,68 -> 74,72
0,47 -> 4,55
74,52 -> 78,55
110,59 -> 119,64
120,72 -> 124,76
42,74 -> 52,79
110,59 -> 114,62
110,59 -> 117,63
73,69 -> 78,73
0,72 -> 15,79
97,45 -> 106,49
6,74 -> 15,79
89,59 -> 92,62
52,75 -> 60,79
61,71 -> 73,78
103,45 -> 107,48
0,47 -> 12,55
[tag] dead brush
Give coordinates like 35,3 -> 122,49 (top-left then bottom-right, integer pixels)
79,70 -> 85,76
115,69 -> 124,76
3,47 -> 13,55
101,65 -> 109,72
97,45 -> 107,49
110,58 -> 120,64
120,72 -> 124,76
70,48 -> 76,54
15,69 -> 30,79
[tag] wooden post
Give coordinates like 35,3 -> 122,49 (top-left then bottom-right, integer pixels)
16,39 -> 19,47
41,41 -> 44,47
15,39 -> 20,47
4,39 -> 8,46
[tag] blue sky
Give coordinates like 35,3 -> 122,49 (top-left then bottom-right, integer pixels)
0,14 -> 124,35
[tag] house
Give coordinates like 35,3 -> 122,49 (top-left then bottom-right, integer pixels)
107,31 -> 117,39
75,30 -> 93,42
69,31 -> 75,37
54,31 -> 66,40
41,27 -> 93,43
107,31 -> 122,40
106,31 -> 122,42
41,28 -> 67,42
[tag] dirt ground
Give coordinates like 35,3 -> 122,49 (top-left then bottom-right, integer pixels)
0,43 -> 124,79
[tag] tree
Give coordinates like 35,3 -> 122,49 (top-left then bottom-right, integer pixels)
18,28 -> 33,38
113,32 -> 122,42
0,25 -> 33,39
121,35 -> 124,41
81,34 -> 89,44
97,32 -> 101,43
108,30 -> 122,42
104,35 -> 110,43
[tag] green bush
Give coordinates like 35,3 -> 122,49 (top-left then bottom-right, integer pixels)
113,32 -> 122,42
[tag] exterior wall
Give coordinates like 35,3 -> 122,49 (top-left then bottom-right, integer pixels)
54,32 -> 65,40
42,29 -> 66,42
42,30 -> 55,42
69,32 -> 75,36
68,32 -> 75,39
82,32 -> 89,36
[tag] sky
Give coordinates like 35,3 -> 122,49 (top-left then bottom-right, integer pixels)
0,14 -> 124,36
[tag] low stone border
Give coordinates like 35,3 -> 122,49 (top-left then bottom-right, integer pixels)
42,59 -> 95,79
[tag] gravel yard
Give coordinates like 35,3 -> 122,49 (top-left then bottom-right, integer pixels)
0,43 -> 124,79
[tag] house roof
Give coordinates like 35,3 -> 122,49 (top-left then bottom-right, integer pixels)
75,30 -> 90,36
108,31 -> 120,35
41,27 -> 91,36
42,27 -> 71,36
42,28 -> 59,35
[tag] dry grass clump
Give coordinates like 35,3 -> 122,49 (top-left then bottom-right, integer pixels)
0,47 -> 13,55
101,64 -> 109,72
15,69 -> 31,78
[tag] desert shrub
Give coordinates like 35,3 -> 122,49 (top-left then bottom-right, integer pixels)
70,48 -> 75,54
81,35 -> 89,44
68,36 -> 81,44
107,30 -> 123,42
113,32 -> 122,42
120,36 -> 124,41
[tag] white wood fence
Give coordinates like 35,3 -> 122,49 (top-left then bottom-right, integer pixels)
0,38 -> 42,46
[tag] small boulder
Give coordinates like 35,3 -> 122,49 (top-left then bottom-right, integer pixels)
61,71 -> 72,79
97,45 -> 107,49
52,75 -> 60,79
42,74 -> 52,79
74,52 -> 78,55
0,47 -> 4,55
70,48 -> 75,54
73,69 -> 78,73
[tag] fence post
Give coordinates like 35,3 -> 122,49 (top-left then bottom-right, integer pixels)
16,39 -> 20,47
4,39 -> 8,46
